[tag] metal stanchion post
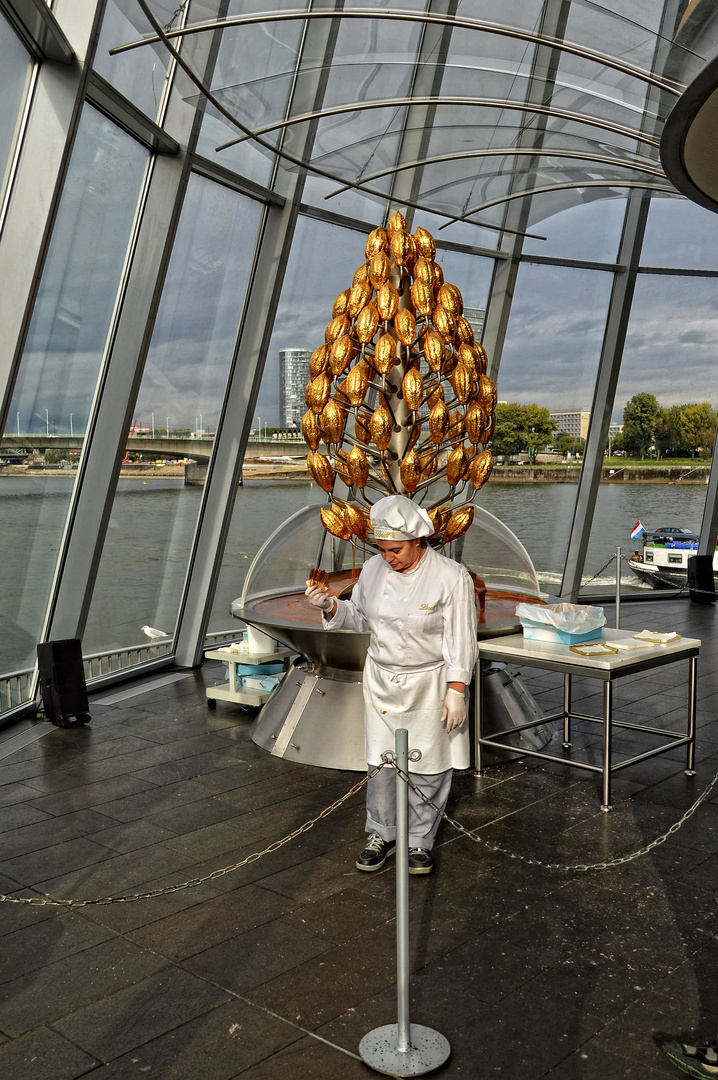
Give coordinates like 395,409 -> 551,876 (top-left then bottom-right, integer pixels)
359,728 -> 451,1076
615,546 -> 621,629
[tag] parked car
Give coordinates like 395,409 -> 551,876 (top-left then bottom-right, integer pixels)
645,526 -> 699,544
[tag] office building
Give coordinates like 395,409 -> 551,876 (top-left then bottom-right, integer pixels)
279,348 -> 311,429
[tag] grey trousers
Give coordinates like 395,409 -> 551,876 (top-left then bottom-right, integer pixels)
365,766 -> 452,850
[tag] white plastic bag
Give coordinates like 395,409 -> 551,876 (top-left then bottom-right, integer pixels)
515,602 -> 606,632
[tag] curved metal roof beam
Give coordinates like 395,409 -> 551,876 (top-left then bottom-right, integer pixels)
326,147 -> 667,199
438,179 -> 679,230
129,0 -> 545,240
110,9 -> 686,99
215,96 -> 661,153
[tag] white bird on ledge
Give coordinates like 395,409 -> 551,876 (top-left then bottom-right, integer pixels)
141,625 -> 168,644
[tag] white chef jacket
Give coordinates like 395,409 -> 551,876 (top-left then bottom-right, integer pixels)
323,544 -> 478,772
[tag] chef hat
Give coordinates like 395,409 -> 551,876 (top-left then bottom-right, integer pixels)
370,495 -> 434,540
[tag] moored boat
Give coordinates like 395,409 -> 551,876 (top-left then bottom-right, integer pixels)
629,539 -> 718,589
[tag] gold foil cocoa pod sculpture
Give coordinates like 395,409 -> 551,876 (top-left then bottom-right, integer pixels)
447,444 -> 468,487
374,333 -> 396,375
422,330 -> 445,373
450,362 -> 473,405
332,289 -> 350,317
329,334 -> 356,377
344,362 -> 369,407
389,228 -> 414,268
365,227 -> 387,259
428,504 -> 449,534
344,503 -> 369,540
348,279 -> 371,318
369,402 -> 393,450
465,400 -> 486,445
429,399 -> 449,444
306,372 -> 331,414
443,505 -> 474,542
394,308 -> 416,347
470,449 -> 494,490
387,210 -> 407,233
413,226 -> 436,259
376,282 -> 399,321
402,367 -> 423,412
307,450 -> 334,492
356,302 -> 380,343
413,256 -> 434,285
411,280 -> 434,317
478,373 -> 497,413
455,316 -> 474,344
433,304 -> 456,341
436,283 -> 463,315
399,449 -> 421,493
325,313 -> 349,344
420,450 -> 437,479
309,344 -> 330,378
354,415 -> 371,444
369,250 -> 391,289
448,409 -> 465,448
320,400 -> 345,445
321,504 -> 351,540
302,409 -> 320,450
347,444 -> 369,488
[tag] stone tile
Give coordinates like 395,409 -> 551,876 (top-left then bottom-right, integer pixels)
52,966 -> 230,1062
183,918 -> 333,994
144,795 -> 242,835
0,1026 -> 100,1080
89,818 -> 177,854
90,779 -> 219,823
0,937 -> 168,1036
237,1034 -> 371,1079
0,808 -> 119,861
0,836 -> 115,890
282,887 -> 394,945
0,910 -> 113,984
34,842 -> 195,900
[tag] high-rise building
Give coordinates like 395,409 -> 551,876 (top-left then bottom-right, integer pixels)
279,348 -> 311,429
550,410 -> 591,440
463,306 -> 486,342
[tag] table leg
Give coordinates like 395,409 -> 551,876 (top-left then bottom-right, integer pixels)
562,672 -> 572,748
229,661 -> 237,695
601,681 -> 612,811
473,656 -> 483,775
686,655 -> 697,776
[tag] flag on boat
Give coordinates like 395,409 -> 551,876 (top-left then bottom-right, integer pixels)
630,520 -> 646,540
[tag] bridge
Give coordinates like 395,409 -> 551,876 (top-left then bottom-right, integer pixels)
0,434 -> 308,462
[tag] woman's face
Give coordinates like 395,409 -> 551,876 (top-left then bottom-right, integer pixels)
376,538 -> 424,573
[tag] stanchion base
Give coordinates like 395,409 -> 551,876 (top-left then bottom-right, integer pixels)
359,1024 -> 451,1076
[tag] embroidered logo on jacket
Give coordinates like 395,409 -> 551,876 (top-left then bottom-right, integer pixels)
420,603 -> 438,611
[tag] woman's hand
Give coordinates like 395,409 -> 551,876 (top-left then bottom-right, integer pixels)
441,687 -> 466,732
305,585 -> 336,615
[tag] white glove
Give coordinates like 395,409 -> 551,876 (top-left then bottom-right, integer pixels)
305,585 -> 335,614
441,688 -> 466,732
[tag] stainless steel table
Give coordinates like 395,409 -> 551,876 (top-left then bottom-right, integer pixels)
473,629 -> 701,809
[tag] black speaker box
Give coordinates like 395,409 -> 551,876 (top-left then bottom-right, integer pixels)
37,639 -> 91,727
687,554 -> 716,604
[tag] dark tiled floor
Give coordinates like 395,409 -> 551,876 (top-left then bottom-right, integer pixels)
0,598 -> 717,1078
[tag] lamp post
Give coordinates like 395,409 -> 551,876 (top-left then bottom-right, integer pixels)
45,409 -> 49,436
257,416 -> 261,440
151,412 -> 155,439
16,412 -> 20,436
70,413 -> 73,437
166,416 -> 170,437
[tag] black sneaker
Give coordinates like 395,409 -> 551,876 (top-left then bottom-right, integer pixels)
661,1038 -> 718,1077
356,833 -> 396,872
408,847 -> 434,875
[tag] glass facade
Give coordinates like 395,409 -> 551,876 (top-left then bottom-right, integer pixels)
1,1 -> 718,718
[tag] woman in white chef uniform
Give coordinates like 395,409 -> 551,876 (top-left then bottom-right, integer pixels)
305,494 -> 478,875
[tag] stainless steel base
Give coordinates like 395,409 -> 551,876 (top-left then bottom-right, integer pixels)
250,664 -> 367,771
359,1024 -> 451,1076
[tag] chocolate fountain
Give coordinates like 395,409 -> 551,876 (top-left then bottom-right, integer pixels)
235,215 -> 542,771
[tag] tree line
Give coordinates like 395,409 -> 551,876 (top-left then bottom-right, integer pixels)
488,396 -> 717,460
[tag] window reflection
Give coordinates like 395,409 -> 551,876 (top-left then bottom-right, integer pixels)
0,106 -> 146,682
0,14 -> 33,209
83,174 -> 263,657
94,0 -> 175,120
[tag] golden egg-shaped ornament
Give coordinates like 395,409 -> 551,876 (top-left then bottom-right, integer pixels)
409,423 -> 421,448
365,227 -> 387,260
443,505 -> 474,543
321,503 -> 351,541
325,313 -> 350,344
345,502 -> 369,540
402,367 -> 424,412
302,409 -> 321,450
394,307 -> 417,347
437,283 -> 463,316
356,302 -> 380,344
348,279 -> 371,319
478,373 -> 497,413
399,449 -> 421,493
458,342 -> 479,378
332,289 -> 350,318
465,400 -> 486,445
410,280 -> 434,317
347,444 -> 369,488
354,415 -> 371,445
320,400 -> 345,445
420,451 -> 437,479
428,399 -> 449,445
428,504 -> 450,534
432,304 -> 456,341
305,372 -> 331,413
376,282 -> 399,322
353,262 -> 369,287
433,262 -> 444,288
450,362 -> 473,405
387,210 -> 407,233
422,330 -> 445,373
369,402 -> 393,450
412,256 -> 434,285
470,448 -> 494,490
447,444 -> 468,487
390,228 -> 414,268
374,333 -> 396,375
309,344 -> 330,378
455,315 -> 474,344
369,250 -> 391,290
413,226 -> 436,260
344,362 -> 369,407
307,450 -> 334,493
448,409 -> 464,448
426,383 -> 445,410
329,334 -> 357,377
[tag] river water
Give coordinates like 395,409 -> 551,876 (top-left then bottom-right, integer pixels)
0,475 -> 709,674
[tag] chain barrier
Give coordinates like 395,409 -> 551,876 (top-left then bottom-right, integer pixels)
164,0 -> 189,31
0,768 -> 383,908
388,760 -> 718,872
581,553 -> 616,588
